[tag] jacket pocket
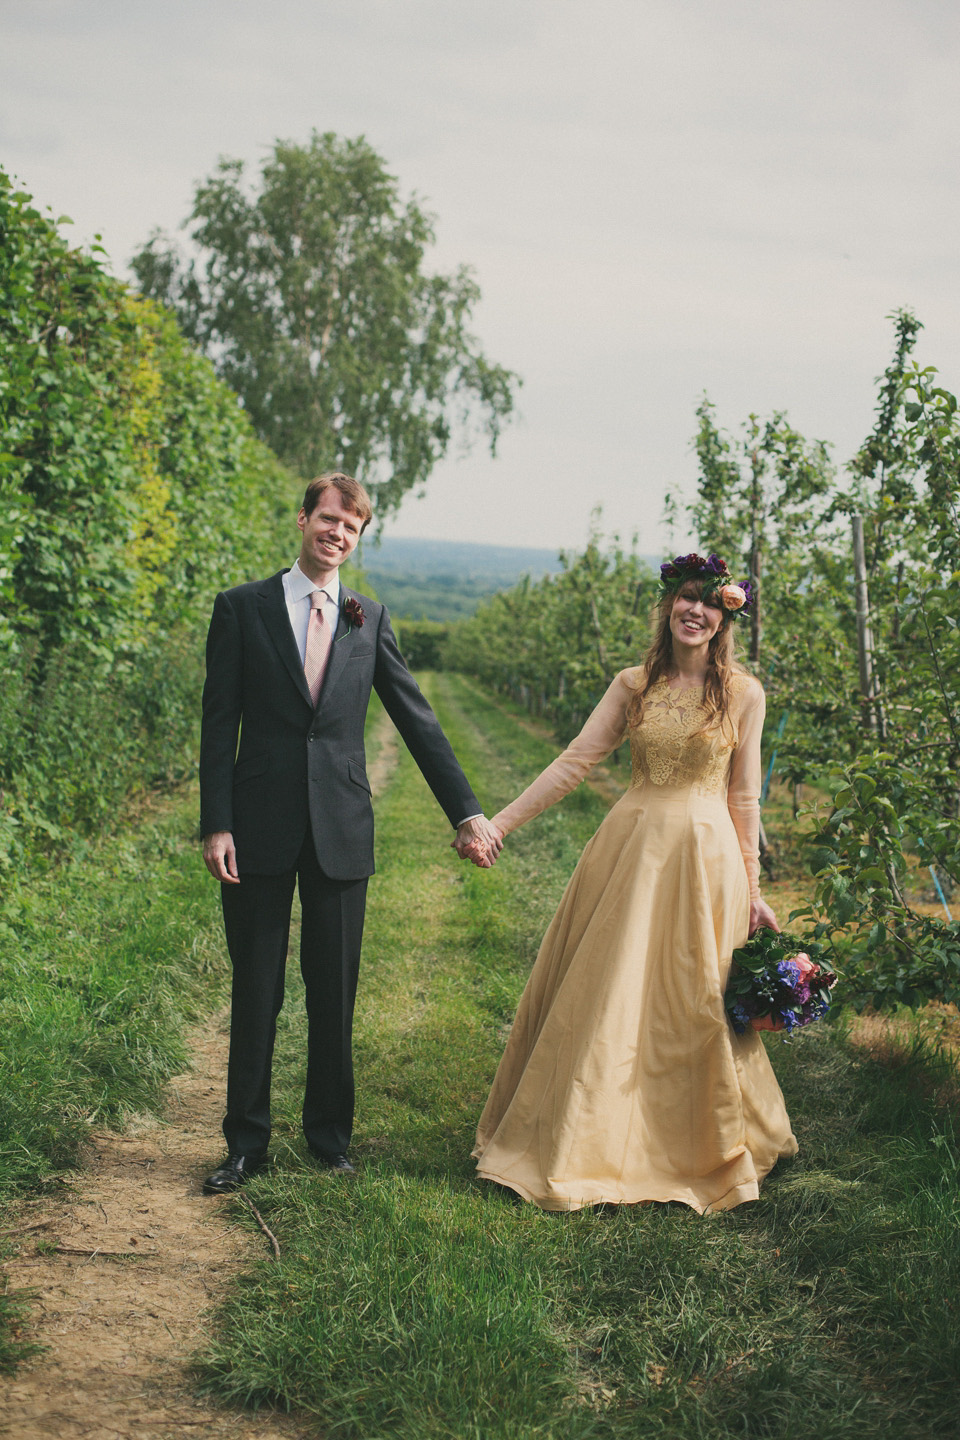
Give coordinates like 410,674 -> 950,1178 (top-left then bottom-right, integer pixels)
347,758 -> 371,794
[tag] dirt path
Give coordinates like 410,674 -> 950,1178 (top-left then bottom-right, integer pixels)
0,712 -> 403,1440
0,1012 -> 312,1440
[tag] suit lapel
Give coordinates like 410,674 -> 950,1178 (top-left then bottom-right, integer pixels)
258,572 -> 314,710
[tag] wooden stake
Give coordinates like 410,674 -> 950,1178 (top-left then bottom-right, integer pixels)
852,515 -> 878,734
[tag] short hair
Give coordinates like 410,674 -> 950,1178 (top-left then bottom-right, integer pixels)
301,472 -> 373,532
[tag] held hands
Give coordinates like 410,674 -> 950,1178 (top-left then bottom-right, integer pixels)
207,818 -> 505,880
453,816 -> 504,869
203,831 -> 240,884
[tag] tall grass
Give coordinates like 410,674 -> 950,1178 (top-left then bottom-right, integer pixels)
0,787 -> 227,1197
196,676 -> 959,1438
0,784 -> 229,1370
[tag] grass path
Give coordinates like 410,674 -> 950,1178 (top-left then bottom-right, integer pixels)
196,675 -> 960,1440
0,706 -> 401,1437
1,679 -> 956,1437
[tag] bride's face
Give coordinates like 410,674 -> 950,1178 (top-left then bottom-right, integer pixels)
670,585 -> 723,653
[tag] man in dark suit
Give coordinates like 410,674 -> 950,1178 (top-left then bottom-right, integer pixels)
199,472 -> 501,1193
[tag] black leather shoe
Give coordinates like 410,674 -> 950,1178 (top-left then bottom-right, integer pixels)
309,1149 -> 356,1175
202,1153 -> 267,1194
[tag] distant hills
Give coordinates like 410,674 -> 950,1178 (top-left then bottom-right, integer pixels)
354,536 -> 657,620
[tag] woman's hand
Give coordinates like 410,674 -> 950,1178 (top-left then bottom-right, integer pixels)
749,896 -> 780,936
453,817 -> 504,868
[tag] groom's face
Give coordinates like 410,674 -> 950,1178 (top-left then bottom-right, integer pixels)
297,486 -> 363,582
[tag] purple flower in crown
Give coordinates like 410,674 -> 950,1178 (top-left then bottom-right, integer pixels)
673,552 -> 709,572
705,553 -> 728,576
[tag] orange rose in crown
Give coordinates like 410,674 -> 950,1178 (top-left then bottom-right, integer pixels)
719,584 -> 748,611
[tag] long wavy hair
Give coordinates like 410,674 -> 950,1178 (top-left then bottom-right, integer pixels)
627,579 -> 742,733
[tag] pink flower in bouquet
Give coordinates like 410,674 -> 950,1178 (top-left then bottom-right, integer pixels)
720,584 -> 747,612
752,953 -> 820,1032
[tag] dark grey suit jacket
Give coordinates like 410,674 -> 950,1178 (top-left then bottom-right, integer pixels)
199,571 -> 480,879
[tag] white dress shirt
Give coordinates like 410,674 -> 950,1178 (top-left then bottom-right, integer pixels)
283,560 -> 340,664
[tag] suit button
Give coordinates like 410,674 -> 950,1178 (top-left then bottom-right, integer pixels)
308,734 -> 315,742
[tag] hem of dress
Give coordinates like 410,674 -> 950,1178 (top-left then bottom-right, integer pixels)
474,1167 -> 761,1216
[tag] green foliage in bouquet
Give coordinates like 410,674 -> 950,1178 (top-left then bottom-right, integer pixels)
725,928 -> 837,1035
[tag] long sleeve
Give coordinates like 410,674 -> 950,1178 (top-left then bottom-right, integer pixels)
372,605 -> 481,829
727,679 -> 765,901
199,590 -> 244,837
492,670 -> 635,836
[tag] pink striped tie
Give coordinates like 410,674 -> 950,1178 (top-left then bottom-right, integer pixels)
303,589 -> 332,705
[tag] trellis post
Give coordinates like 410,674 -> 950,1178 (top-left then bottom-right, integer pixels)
851,515 -> 879,735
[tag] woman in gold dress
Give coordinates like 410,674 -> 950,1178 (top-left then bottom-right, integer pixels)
472,553 -> 798,1214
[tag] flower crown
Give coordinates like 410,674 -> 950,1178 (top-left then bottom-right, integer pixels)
657,552 -> 754,618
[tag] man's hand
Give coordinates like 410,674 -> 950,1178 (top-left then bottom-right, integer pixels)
203,831 -> 240,884
453,816 -> 504,869
749,897 -> 779,936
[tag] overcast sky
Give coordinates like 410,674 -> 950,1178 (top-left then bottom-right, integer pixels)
3,0 -> 959,556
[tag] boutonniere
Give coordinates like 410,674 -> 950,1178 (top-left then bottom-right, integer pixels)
338,595 -> 365,640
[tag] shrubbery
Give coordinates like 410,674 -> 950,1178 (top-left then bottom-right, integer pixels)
0,168 -> 299,870
449,530 -> 658,744
0,171 -> 302,1274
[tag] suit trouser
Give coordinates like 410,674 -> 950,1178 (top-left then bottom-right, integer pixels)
220,831 -> 368,1157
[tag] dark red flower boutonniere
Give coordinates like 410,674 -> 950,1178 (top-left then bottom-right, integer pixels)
339,596 -> 365,639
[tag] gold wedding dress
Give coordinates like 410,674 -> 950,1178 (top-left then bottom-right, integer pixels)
473,668 -> 798,1214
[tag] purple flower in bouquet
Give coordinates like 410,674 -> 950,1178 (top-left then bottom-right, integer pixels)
776,959 -> 802,987
730,1002 -> 752,1034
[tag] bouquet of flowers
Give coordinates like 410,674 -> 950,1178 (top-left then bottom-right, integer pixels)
724,929 -> 837,1035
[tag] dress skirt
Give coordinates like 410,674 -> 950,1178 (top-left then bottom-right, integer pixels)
473,781 -> 798,1213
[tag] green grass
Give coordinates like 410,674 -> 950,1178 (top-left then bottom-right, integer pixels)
195,674 -> 960,1439
0,787 -> 230,1370
0,792 -> 228,1194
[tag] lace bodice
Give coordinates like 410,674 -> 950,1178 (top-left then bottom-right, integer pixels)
630,678 -> 737,793
492,666 -> 766,899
